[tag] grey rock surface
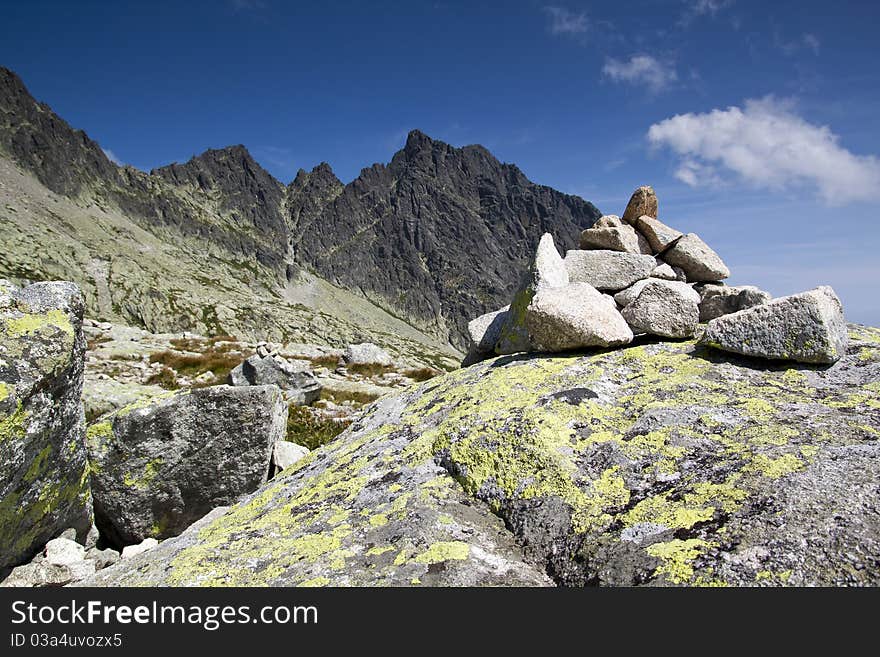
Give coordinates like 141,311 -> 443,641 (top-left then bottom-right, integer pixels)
698,284 -> 772,322
496,234 -> 569,355
272,440 -> 310,473
635,215 -> 683,253
87,385 -> 288,547
229,353 -> 321,405
343,343 -> 394,367
466,306 -> 509,356
525,283 -> 633,351
0,280 -> 93,571
700,286 -> 848,364
579,224 -> 651,254
621,280 -> 700,338
564,250 -> 656,291
663,233 -> 730,282
80,324 -> 880,586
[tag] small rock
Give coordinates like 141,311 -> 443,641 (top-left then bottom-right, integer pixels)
343,343 -> 393,367
699,286 -> 848,364
663,233 -> 730,282
121,538 -> 159,559
85,547 -> 120,570
466,306 -> 509,355
621,185 -> 658,225
621,279 -> 700,338
650,261 -> 678,280
44,538 -> 85,567
635,215 -> 683,253
579,223 -> 652,255
272,441 -> 310,472
525,282 -> 633,351
698,284 -> 772,322
564,250 -> 656,291
593,214 -> 624,228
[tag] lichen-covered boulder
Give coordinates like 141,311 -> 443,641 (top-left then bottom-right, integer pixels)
81,324 -> 880,587
663,233 -> 730,282
697,284 -> 772,322
228,353 -> 321,405
86,385 -> 288,547
621,185 -> 658,225
564,250 -> 656,292
700,286 -> 848,364
525,283 -> 633,351
0,280 -> 92,571
495,233 -> 568,355
621,279 -> 700,339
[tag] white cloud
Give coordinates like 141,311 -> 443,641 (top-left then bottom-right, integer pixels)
678,0 -> 734,27
775,31 -> 821,56
101,148 -> 122,166
647,96 -> 880,204
602,55 -> 677,93
544,6 -> 589,35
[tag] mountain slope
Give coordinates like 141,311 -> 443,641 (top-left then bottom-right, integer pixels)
0,66 -> 601,351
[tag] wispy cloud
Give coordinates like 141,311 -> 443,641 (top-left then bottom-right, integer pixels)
647,96 -> 880,205
678,0 -> 735,27
101,148 -> 123,166
602,55 -> 677,93
775,31 -> 821,56
544,6 -> 589,35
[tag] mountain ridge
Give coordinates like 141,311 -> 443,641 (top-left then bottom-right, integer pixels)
0,65 -> 602,349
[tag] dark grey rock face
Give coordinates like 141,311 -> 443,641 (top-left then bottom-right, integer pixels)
86,385 -> 287,548
0,280 -> 92,571
228,354 -> 321,405
289,131 -> 601,348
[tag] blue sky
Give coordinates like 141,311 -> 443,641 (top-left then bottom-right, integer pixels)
2,1 -> 879,324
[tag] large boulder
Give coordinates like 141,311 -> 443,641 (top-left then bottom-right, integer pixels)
579,224 -> 651,255
564,250 -> 656,291
621,185 -> 658,225
81,325 -> 880,586
229,353 -> 321,405
663,233 -> 730,282
700,286 -> 848,364
621,280 -> 700,338
698,284 -> 772,322
0,280 -> 92,571
635,216 -> 683,254
495,233 -> 568,355
86,385 -> 288,547
525,283 -> 633,351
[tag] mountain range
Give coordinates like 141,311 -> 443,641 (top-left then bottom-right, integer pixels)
0,66 -> 601,356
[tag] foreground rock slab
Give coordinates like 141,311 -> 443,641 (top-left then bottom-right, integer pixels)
0,280 -> 93,571
525,283 -> 633,351
86,385 -> 288,547
700,286 -> 848,364
81,324 -> 880,586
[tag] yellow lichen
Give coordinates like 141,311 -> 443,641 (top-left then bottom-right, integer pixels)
412,541 -> 470,564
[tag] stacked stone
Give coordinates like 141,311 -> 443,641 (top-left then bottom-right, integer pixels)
465,185 -> 848,365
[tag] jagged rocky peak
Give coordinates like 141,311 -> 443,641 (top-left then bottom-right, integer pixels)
153,144 -> 283,196
0,66 -> 121,196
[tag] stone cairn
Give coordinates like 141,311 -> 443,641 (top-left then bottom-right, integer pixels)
466,185 -> 848,366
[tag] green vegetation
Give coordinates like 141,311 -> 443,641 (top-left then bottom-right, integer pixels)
346,362 -> 395,377
148,344 -> 246,383
286,404 -> 351,451
402,367 -> 440,382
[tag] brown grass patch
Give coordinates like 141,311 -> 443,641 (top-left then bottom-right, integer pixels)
309,354 -> 341,369
402,367 -> 440,382
319,388 -> 381,406
148,348 -> 247,382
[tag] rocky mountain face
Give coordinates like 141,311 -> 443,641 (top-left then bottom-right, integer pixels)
289,130 -> 601,346
0,66 -> 600,351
